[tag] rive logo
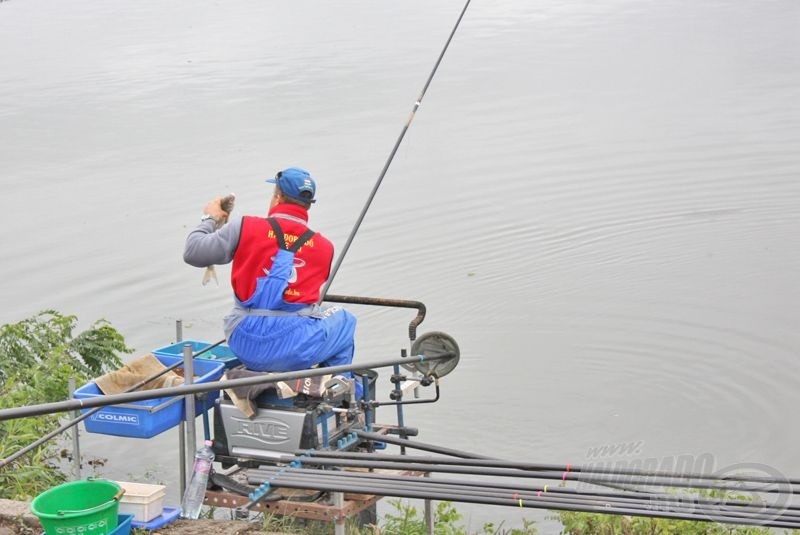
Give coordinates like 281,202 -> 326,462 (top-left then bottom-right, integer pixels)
92,411 -> 140,426
234,417 -> 291,445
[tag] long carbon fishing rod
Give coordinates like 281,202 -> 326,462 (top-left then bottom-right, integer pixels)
355,429 -> 492,459
295,450 -> 796,487
249,466 -> 799,516
0,339 -> 227,470
0,352 -> 451,421
272,456 -> 790,496
248,472 -> 800,527
329,433 -> 797,489
302,468 -> 792,516
338,431 -> 792,495
320,0 -> 472,300
346,433 -> 785,490
245,468 -> 800,529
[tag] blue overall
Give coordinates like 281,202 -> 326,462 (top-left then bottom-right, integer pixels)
225,219 -> 359,391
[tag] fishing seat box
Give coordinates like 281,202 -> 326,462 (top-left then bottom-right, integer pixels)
73,354 -> 225,439
153,340 -> 240,369
115,481 -> 166,523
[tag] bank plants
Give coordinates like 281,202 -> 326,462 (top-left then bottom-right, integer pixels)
555,487 -> 800,535
364,504 -> 796,535
253,499 -> 538,534
0,310 -> 131,500
557,510 -> 785,535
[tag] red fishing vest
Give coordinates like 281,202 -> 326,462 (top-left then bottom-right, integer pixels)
231,206 -> 333,304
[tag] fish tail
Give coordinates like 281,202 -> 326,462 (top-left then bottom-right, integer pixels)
202,266 -> 219,286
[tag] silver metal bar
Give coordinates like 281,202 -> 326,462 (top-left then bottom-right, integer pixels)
179,422 -> 186,498
177,320 -> 186,498
183,342 -> 196,488
424,472 -> 433,535
68,377 -> 80,480
0,353 -> 452,421
333,491 -> 345,535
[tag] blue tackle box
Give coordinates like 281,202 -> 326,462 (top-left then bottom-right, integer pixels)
111,513 -> 134,535
131,506 -> 180,531
153,340 -> 240,369
73,354 -> 225,439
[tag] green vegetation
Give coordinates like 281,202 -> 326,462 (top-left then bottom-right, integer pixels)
561,511 -> 755,534
251,499 -> 537,534
555,486 -> 798,535
557,510 -> 795,535
377,499 -> 536,535
0,310 -> 131,500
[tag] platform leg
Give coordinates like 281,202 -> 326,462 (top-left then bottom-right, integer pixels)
179,422 -> 186,497
183,343 -> 197,488
176,321 -> 187,497
68,377 -> 81,481
334,491 -> 346,535
425,472 -> 434,534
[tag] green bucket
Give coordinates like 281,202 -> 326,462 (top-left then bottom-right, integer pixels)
31,478 -> 124,535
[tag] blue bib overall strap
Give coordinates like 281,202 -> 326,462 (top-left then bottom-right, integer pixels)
224,218 -> 320,335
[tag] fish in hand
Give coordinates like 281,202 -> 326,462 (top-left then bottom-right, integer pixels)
202,193 -> 235,286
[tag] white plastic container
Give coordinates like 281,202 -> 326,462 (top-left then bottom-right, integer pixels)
115,481 -> 166,522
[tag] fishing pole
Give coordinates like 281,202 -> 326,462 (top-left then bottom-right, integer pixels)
0,339 -> 227,470
0,352 -> 452,421
340,432 -> 792,496
243,468 -> 800,529
248,467 -> 800,521
253,467 -> 800,511
271,456 -> 791,496
319,0 -> 472,300
297,450 -> 796,487
354,429 -> 492,459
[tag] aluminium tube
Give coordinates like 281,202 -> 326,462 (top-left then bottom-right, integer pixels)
0,353 -> 452,421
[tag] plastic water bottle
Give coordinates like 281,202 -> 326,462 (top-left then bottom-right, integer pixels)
180,440 -> 215,519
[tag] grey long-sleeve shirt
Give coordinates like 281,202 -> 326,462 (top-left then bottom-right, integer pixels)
183,216 -> 243,268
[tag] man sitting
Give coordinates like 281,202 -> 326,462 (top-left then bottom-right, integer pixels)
183,167 -> 360,402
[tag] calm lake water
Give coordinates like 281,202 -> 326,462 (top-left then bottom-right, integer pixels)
2,0 -> 799,531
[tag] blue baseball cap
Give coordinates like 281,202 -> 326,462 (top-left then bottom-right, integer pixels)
266,167 -> 317,204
